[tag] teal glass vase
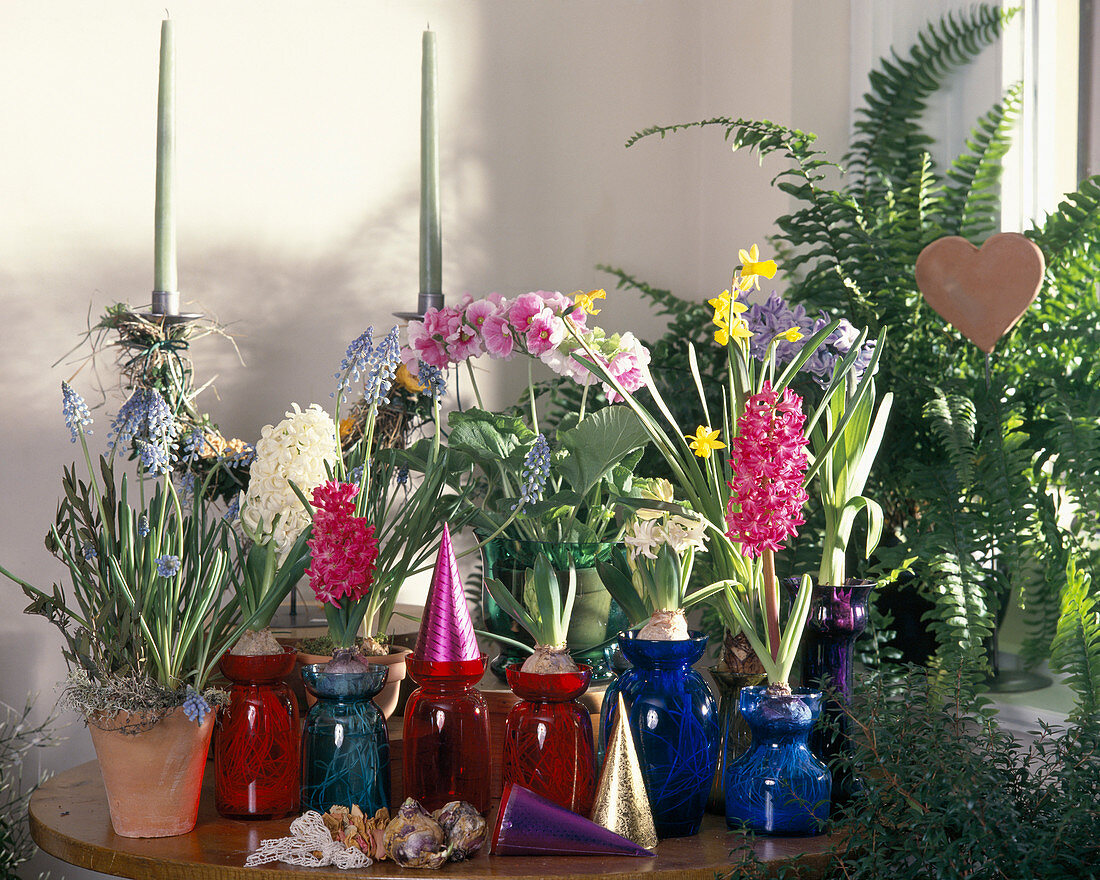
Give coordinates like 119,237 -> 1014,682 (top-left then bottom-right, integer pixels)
300,663 -> 390,815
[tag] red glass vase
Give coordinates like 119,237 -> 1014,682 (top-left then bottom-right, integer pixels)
503,663 -> 596,814
214,647 -> 300,820
402,655 -> 491,813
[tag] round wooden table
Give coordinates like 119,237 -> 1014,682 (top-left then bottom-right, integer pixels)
30,759 -> 838,879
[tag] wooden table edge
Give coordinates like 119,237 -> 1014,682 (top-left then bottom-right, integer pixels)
30,760 -> 840,880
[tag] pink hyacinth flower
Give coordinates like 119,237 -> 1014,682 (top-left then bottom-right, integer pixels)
725,381 -> 810,558
306,481 -> 380,606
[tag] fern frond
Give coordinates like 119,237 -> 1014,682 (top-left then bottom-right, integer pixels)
847,4 -> 1014,209
1050,558 -> 1100,723
924,391 -> 977,487
940,82 -> 1023,240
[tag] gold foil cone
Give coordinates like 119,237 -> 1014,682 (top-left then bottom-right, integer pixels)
590,693 -> 658,849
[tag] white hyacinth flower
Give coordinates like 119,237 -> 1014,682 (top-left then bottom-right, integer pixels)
240,403 -> 339,558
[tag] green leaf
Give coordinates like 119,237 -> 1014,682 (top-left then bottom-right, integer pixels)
447,408 -> 535,465
556,407 -> 651,501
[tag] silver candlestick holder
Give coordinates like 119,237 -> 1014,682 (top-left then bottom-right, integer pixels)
394,290 -> 444,322
139,290 -> 203,325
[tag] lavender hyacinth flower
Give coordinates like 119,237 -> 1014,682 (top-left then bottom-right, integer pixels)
743,293 -> 812,366
61,381 -> 93,443
744,293 -> 875,388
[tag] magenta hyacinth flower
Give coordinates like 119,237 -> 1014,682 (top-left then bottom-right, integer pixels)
725,381 -> 810,558
306,480 -> 379,606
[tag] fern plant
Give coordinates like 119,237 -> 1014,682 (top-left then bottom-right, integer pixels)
607,3 -> 1100,699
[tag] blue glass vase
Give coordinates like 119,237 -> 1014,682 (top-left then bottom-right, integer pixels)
598,631 -> 719,838
724,686 -> 831,836
300,663 -> 391,815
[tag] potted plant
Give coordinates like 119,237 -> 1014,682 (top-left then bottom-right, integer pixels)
2,383 -> 252,837
296,326 -> 473,718
403,290 -> 653,679
575,248 -> 884,835
485,552 -> 598,814
611,4 -> 1100,698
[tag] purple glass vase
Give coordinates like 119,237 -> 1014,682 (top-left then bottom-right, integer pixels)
785,578 -> 872,807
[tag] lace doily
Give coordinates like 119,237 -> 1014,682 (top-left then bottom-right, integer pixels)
244,811 -> 372,870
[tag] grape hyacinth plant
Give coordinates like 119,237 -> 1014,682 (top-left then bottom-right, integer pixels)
0,381 -> 252,726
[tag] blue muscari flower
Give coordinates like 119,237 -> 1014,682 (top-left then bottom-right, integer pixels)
181,686 -> 211,725
223,496 -> 240,523
417,362 -> 447,400
228,444 -> 256,467
336,327 -> 375,401
155,554 -> 181,578
61,381 -> 93,443
396,464 -> 409,486
135,438 -> 171,476
81,542 -> 97,561
110,388 -> 178,466
512,433 -> 551,511
348,465 -> 364,485
182,428 -> 206,463
176,472 -> 196,504
363,325 -> 402,407
138,514 -> 150,537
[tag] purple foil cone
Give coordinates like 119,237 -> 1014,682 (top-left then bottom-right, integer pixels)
491,783 -> 656,857
414,524 -> 481,663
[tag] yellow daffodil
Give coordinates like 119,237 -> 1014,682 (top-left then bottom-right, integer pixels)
338,417 -> 357,440
777,327 -> 803,342
737,243 -> 779,290
708,288 -> 748,317
714,316 -> 753,346
573,288 -> 606,315
686,425 -> 726,458
395,363 -> 424,393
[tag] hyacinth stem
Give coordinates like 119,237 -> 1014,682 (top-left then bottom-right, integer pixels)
762,549 -> 780,662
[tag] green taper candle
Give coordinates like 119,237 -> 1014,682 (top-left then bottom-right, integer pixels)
420,29 -> 441,298
154,18 -> 176,296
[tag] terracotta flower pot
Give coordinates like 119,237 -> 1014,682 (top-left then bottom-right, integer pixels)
295,646 -> 410,718
87,705 -> 214,838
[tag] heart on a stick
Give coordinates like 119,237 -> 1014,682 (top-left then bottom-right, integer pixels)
914,232 -> 1045,353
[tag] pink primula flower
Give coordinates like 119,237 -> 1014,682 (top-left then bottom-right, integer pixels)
483,313 -> 517,359
525,308 -> 566,356
306,481 -> 379,606
508,293 -> 547,337
409,306 -> 462,368
725,381 -> 810,558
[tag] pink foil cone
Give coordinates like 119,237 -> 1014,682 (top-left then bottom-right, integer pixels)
491,783 -> 656,857
413,524 -> 481,662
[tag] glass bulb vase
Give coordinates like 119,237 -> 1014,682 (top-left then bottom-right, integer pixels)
300,663 -> 391,815
599,630 -> 719,838
724,686 -> 831,836
502,663 -> 597,815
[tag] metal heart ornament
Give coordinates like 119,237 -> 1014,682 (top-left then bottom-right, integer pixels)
914,232 -> 1045,353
